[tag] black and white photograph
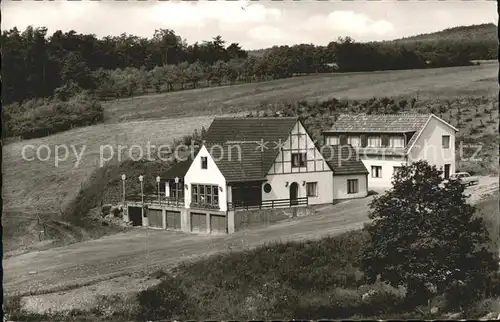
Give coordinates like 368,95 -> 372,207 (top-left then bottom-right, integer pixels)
2,0 -> 499,320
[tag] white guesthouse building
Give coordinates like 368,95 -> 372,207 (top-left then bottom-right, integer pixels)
166,117 -> 369,209
322,114 -> 458,188
136,117 -> 369,234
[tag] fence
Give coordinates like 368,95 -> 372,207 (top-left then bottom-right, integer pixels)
227,197 -> 308,211
127,194 -> 185,207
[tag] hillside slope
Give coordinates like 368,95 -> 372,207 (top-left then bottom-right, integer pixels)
2,63 -> 497,253
389,23 -> 498,44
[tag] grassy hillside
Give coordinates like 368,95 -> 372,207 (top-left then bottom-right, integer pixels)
391,23 -> 498,44
102,64 -> 497,123
2,63 -> 498,253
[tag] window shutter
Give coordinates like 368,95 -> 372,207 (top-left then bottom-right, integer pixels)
381,135 -> 389,147
340,134 -> 347,145
361,134 -> 368,147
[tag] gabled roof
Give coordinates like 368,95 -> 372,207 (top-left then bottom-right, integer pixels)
203,117 -> 299,180
206,142 -> 267,182
324,113 -> 431,133
323,113 -> 458,154
321,145 -> 369,175
161,157 -> 195,179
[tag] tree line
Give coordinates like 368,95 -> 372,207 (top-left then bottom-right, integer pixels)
3,26 -> 497,105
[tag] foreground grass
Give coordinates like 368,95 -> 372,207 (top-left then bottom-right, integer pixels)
6,202 -> 499,320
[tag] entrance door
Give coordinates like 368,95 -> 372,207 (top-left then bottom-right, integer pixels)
444,164 -> 451,179
289,182 -> 299,206
128,206 -> 143,226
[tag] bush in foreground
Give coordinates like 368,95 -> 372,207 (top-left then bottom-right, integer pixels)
360,160 -> 498,312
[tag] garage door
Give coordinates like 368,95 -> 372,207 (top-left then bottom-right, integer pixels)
166,211 -> 181,230
210,214 -> 227,234
148,209 -> 163,228
190,212 -> 207,233
128,206 -> 143,226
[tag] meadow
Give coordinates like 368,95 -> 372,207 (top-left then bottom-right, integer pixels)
2,63 -> 498,252
102,63 -> 497,123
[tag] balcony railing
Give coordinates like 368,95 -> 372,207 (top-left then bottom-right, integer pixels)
190,201 -> 220,210
227,197 -> 308,210
127,194 -> 184,207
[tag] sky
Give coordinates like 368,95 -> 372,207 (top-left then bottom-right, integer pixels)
2,0 -> 497,50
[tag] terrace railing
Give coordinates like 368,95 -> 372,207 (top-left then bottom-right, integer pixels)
227,197 -> 308,211
127,194 -> 185,207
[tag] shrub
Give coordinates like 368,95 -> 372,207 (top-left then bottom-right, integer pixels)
2,93 -> 104,139
360,161 -> 497,310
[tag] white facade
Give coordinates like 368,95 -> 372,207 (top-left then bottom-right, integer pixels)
333,174 -> 369,199
264,121 -> 334,205
326,115 -> 457,189
361,156 -> 408,188
407,116 -> 456,176
264,172 -> 334,205
184,145 -> 228,212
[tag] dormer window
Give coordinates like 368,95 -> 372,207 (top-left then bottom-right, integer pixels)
201,156 -> 208,169
367,136 -> 382,147
327,136 -> 339,145
348,136 -> 361,147
390,136 -> 405,148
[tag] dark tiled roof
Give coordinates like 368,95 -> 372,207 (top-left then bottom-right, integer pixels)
325,114 -> 431,133
203,117 -> 299,181
160,158 -> 193,179
206,142 -> 267,182
321,145 -> 369,175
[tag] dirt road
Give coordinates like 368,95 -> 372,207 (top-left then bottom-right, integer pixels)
4,196 -> 372,297
4,176 -> 497,314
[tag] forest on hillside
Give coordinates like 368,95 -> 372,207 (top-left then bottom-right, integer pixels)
1,24 -> 497,140
3,24 -> 498,105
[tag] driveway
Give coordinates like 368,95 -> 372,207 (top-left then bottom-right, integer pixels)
4,196 -> 373,297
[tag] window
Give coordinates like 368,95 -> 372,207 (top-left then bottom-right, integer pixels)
201,156 -> 208,169
191,184 -> 219,207
263,183 -> 272,193
367,136 -> 382,147
347,179 -> 358,194
306,182 -> 318,197
348,136 -> 361,147
169,180 -> 184,199
191,185 -> 198,203
327,136 -> 339,145
390,136 -> 405,148
371,166 -> 382,178
393,166 -> 403,176
291,153 -> 307,167
442,135 -> 450,149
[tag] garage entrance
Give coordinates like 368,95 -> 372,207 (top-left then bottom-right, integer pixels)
166,210 -> 181,230
210,214 -> 227,234
128,206 -> 143,226
190,212 -> 207,233
148,208 -> 163,228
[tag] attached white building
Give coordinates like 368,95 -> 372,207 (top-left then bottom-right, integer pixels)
126,117 -> 370,234
164,117 -> 369,209
322,113 -> 458,189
